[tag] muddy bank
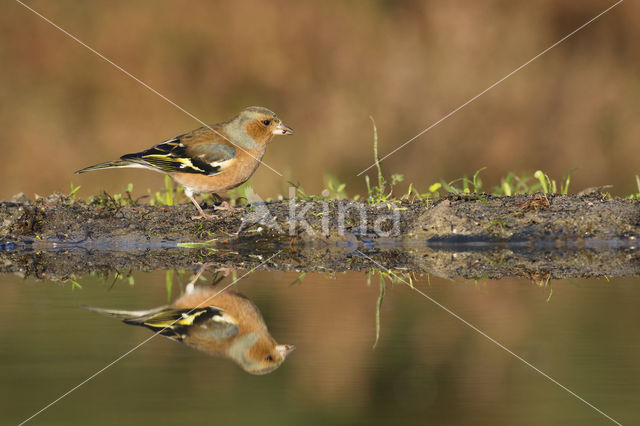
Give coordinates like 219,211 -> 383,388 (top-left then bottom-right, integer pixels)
0,191 -> 638,280
1,192 -> 638,244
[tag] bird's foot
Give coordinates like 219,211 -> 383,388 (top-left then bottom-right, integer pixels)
213,201 -> 239,212
191,212 -> 218,220
215,267 -> 233,277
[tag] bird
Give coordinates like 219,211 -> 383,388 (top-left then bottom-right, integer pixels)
76,106 -> 294,219
85,276 -> 295,375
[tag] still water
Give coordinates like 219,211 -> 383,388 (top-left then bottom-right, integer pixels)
1,266 -> 638,425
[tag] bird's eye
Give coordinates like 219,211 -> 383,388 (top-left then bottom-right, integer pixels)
261,119 -> 271,126
265,355 -> 274,362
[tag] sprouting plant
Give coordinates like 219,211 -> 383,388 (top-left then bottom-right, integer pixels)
499,173 -> 514,196
123,183 -> 135,204
493,172 -> 540,195
419,182 -> 442,202
148,176 -> 183,206
533,169 -> 578,195
165,270 -> 174,303
323,173 -> 348,200
367,267 -> 415,349
545,279 -> 553,302
441,167 -> 486,194
560,168 -> 578,195
112,183 -> 137,206
364,117 -> 406,204
373,272 -> 386,349
88,191 -> 123,212
372,116 -> 384,189
104,270 -> 134,290
628,175 -> 640,199
289,272 -> 306,286
153,176 -> 179,206
69,274 -> 83,290
177,239 -> 218,248
472,167 -> 486,192
535,170 -> 554,194
69,183 -> 81,200
533,273 -> 553,301
165,175 -> 174,206
289,181 -> 325,201
533,170 -> 552,195
226,180 -> 253,207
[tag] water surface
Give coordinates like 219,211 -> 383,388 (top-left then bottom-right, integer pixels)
2,266 -> 638,425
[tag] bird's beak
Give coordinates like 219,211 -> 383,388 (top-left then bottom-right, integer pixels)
276,344 -> 296,358
273,122 -> 294,135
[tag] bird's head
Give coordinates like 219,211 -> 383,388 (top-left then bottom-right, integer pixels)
239,335 -> 295,375
233,106 -> 294,145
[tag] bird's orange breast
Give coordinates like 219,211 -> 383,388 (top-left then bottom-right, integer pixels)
170,149 -> 263,194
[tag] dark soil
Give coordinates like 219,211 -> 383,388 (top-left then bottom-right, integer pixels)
1,192 -> 638,280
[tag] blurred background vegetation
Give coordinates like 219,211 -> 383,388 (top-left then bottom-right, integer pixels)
1,0 -> 638,200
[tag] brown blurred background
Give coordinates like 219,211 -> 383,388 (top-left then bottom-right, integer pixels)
1,0 -> 638,200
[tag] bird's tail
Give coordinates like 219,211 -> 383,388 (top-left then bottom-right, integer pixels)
75,160 -> 133,174
82,305 -> 167,321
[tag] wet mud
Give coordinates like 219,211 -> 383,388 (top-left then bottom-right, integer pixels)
1,192 -> 638,280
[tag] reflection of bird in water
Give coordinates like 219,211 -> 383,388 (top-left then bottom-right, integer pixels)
86,269 -> 294,375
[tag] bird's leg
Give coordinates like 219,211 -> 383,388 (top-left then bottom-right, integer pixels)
185,264 -> 233,292
185,263 -> 215,293
186,192 -> 217,220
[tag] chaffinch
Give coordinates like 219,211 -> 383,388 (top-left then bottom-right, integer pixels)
86,282 -> 295,375
76,106 -> 294,219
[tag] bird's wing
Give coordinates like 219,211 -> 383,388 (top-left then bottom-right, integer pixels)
124,306 -> 238,341
120,127 -> 236,176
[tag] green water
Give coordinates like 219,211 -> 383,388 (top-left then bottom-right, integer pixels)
1,269 -> 638,425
